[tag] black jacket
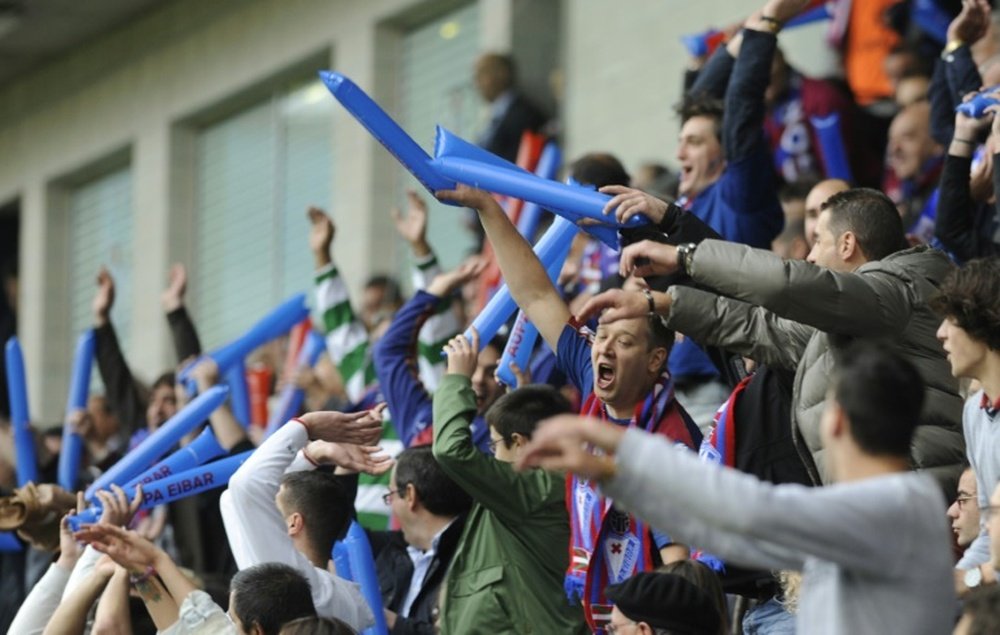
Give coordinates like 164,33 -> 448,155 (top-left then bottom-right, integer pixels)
370,515 -> 467,635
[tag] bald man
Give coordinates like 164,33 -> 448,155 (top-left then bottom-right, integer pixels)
804,179 -> 850,247
883,101 -> 944,230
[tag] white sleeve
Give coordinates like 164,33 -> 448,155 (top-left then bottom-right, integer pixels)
62,545 -> 101,600
219,421 -> 374,632
8,563 -> 73,635
957,531 -> 992,569
157,590 -> 236,635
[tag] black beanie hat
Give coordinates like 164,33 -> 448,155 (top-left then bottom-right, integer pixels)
604,572 -> 722,634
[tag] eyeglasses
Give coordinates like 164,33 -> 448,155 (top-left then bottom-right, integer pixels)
488,439 -> 501,454
382,488 -> 406,506
956,495 -> 976,509
981,504 -> 1000,522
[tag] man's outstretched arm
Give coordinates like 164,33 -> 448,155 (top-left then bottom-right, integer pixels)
436,186 -> 570,351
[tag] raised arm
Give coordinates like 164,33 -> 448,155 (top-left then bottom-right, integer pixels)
619,239 -> 915,338
432,332 -> 561,524
188,358 -> 247,450
436,186 -> 570,351
161,264 -> 202,362
372,260 -> 483,447
309,207 -> 376,404
935,110 -> 993,261
92,267 -> 145,436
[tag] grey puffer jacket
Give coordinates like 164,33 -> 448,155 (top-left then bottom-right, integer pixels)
666,240 -> 965,492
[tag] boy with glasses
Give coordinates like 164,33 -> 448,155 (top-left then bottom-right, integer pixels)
931,257 -> 1000,592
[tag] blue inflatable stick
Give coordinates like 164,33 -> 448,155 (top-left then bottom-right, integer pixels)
58,331 -> 96,491
318,71 -> 455,197
464,215 -> 578,350
496,312 -> 539,388
225,360 -> 251,429
912,0 -> 951,44
265,330 -> 327,438
0,531 -> 22,552
516,142 -> 563,242
123,426 -> 225,490
5,337 -> 38,486
810,113 -> 854,182
431,156 -> 647,249
785,3 -> 833,28
84,385 -> 229,501
179,294 -> 309,395
956,85 -> 1000,119
332,521 -> 388,635
70,450 -> 251,531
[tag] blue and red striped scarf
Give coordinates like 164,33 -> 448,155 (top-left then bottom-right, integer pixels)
698,375 -> 751,467
567,373 -> 700,632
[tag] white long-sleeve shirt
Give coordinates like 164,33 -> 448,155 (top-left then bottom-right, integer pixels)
8,562 -> 74,635
219,421 -> 374,631
603,427 -> 955,635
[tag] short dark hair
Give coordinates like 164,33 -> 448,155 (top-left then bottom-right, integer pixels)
929,257 -> 1000,351
570,153 -> 631,189
486,385 -> 572,447
231,563 -> 317,635
152,372 -> 175,392
820,188 -> 905,261
832,342 -> 924,458
961,585 -> 1000,635
779,178 -> 820,204
676,94 -> 724,140
394,446 -> 472,517
280,471 -> 354,557
280,616 -> 358,635
363,274 -> 403,306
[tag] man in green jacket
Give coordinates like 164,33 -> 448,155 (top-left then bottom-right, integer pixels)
432,330 -> 588,635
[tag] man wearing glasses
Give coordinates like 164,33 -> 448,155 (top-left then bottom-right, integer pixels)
948,467 -> 981,553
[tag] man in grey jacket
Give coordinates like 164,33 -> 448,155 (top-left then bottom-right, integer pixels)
582,187 -> 965,491
516,344 -> 955,635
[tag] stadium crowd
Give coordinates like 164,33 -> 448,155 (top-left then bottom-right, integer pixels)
2,0 -> 1000,633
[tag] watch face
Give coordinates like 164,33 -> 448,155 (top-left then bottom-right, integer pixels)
965,567 -> 983,588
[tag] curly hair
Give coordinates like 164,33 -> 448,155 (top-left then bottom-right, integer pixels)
929,257 -> 1000,351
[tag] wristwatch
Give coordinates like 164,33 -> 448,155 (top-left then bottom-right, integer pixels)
676,242 -> 697,275
965,566 -> 983,589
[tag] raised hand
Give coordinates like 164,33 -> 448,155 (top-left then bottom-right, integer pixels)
427,257 -> 487,298
188,357 -> 221,392
948,0 -> 991,45
392,190 -> 431,257
514,414 -> 625,479
75,523 -> 162,574
444,329 -> 479,378
618,240 -> 681,278
160,263 -> 188,313
435,184 -> 504,215
600,185 -> 668,225
504,360 -> 532,388
95,483 -> 143,528
92,267 -> 116,326
307,206 -> 335,268
304,440 -> 393,475
576,288 -> 659,326
298,405 -> 385,445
